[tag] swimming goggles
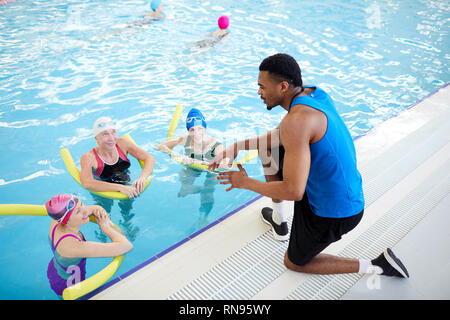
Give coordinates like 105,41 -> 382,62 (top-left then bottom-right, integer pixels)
58,195 -> 77,224
186,116 -> 204,124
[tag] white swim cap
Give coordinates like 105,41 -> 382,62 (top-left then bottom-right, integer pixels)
93,116 -> 116,137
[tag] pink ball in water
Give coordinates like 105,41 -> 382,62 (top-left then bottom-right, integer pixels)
218,15 -> 230,30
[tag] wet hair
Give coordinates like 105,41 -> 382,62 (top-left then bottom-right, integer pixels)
259,53 -> 303,88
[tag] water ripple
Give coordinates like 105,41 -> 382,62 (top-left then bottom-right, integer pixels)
0,0 -> 448,180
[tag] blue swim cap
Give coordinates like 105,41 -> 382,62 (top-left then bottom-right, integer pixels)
151,0 -> 162,11
186,108 -> 207,131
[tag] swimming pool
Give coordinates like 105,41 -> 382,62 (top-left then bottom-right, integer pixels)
0,0 -> 448,299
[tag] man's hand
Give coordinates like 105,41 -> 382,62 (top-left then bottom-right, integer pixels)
216,164 -> 248,192
218,158 -> 233,170
208,144 -> 237,171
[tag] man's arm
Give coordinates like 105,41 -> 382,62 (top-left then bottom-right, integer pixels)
208,127 -> 280,171
235,127 -> 281,152
217,115 -> 312,201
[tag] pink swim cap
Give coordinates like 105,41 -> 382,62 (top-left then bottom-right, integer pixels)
218,15 -> 229,30
45,194 -> 79,224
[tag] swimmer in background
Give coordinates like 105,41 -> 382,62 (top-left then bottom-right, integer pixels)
92,0 -> 164,42
46,194 -> 133,298
131,0 -> 164,27
80,116 -> 155,198
157,108 -> 230,170
145,15 -> 229,70
191,15 -> 230,49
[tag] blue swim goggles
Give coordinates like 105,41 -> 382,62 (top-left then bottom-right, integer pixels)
186,116 -> 204,124
186,116 -> 207,131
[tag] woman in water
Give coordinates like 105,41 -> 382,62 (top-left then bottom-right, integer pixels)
46,194 -> 133,298
157,108 -> 230,169
80,116 -> 155,198
157,108 -> 227,221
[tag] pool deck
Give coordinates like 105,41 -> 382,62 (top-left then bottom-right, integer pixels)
91,83 -> 450,300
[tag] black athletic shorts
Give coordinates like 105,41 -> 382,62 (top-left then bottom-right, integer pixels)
287,194 -> 364,266
275,145 -> 364,266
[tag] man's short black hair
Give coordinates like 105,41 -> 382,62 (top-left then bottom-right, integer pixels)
259,53 -> 303,88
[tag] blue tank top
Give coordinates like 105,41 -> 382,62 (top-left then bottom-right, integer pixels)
290,86 -> 364,218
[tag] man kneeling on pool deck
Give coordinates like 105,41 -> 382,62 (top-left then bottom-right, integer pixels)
209,53 -> 409,279
46,194 -> 133,297
157,108 -> 231,169
80,117 -> 155,198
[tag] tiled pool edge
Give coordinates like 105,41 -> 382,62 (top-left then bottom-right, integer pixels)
353,81 -> 449,143
81,194 -> 263,300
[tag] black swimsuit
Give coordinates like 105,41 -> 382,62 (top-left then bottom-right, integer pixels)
92,145 -> 131,184
184,136 -> 221,162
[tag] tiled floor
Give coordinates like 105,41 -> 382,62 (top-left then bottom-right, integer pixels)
342,193 -> 450,300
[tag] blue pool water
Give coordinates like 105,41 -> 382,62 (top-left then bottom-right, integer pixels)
0,0 -> 448,299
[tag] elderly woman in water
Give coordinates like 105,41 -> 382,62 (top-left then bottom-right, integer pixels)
157,108 -> 231,169
46,194 -> 133,297
80,116 -> 155,198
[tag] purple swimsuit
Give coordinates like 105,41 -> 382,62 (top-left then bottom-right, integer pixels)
46,223 -> 87,297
